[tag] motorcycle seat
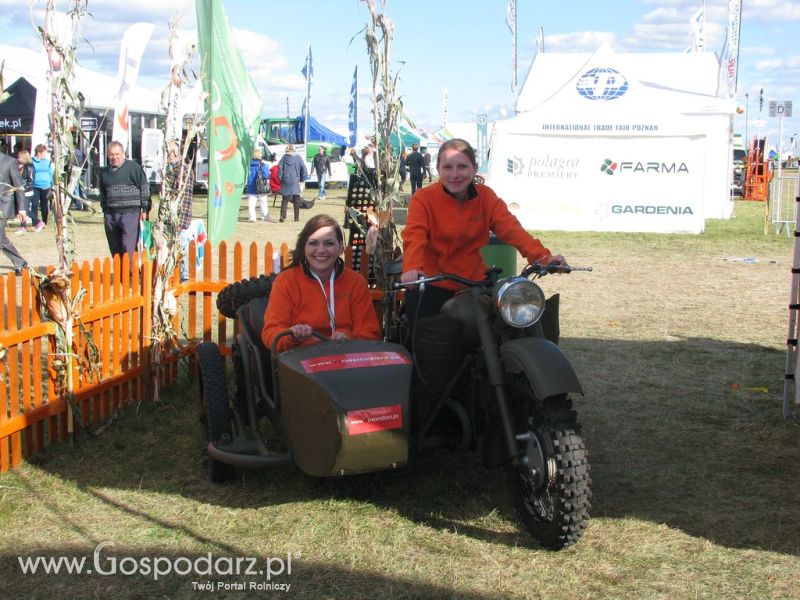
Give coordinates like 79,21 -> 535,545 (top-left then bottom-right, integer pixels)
385,257 -> 403,276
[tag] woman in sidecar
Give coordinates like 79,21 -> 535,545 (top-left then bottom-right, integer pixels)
199,214 -> 412,482
261,214 -> 380,351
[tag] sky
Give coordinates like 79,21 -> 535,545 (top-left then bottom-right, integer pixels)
1,0 -> 799,149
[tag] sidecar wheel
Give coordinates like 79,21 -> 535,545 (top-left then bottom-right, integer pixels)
507,380 -> 591,550
216,274 -> 275,319
197,342 -> 235,483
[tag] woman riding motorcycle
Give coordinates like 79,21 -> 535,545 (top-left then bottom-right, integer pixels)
400,138 -> 569,327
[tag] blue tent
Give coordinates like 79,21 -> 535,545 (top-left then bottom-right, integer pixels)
298,115 -> 348,147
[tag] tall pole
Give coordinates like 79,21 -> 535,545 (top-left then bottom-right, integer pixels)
744,92 -> 749,143
702,0 -> 706,52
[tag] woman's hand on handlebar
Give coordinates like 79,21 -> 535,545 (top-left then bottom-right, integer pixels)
400,269 -> 424,284
289,324 -> 314,340
330,331 -> 349,342
531,254 -> 570,275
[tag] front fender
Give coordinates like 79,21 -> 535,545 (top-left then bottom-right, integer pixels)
501,337 -> 583,399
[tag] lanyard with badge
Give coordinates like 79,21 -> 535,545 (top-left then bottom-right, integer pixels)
310,271 -> 336,334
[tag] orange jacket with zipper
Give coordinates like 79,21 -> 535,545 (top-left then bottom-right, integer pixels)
261,264 -> 380,352
401,182 -> 551,291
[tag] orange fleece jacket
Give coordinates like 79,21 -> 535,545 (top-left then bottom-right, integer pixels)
401,182 -> 551,290
261,265 -> 380,352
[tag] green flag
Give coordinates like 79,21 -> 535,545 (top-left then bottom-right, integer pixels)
196,0 -> 262,243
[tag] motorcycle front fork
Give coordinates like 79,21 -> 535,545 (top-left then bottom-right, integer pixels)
473,303 -> 527,467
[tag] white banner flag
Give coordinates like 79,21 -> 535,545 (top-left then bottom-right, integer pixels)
112,22 -> 154,150
717,0 -> 742,98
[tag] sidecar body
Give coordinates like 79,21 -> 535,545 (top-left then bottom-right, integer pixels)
276,339 -> 413,476
200,295 -> 413,479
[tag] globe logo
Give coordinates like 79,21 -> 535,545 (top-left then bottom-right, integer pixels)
576,67 -> 628,101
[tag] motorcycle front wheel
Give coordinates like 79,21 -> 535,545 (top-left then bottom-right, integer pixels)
507,377 -> 591,550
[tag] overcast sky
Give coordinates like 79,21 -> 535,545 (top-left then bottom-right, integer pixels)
1,0 -> 798,148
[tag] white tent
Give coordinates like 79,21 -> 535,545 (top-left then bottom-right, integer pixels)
0,44 -> 165,145
486,44 -> 736,234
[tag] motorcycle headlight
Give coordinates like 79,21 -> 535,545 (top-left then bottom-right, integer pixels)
495,278 -> 546,328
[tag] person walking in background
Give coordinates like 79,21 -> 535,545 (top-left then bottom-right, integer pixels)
361,146 -> 376,183
247,149 -> 275,222
30,144 -> 54,232
277,144 -> 308,223
69,145 -> 87,210
398,151 -> 407,191
310,146 -> 332,200
99,141 -> 151,259
422,148 -> 432,182
406,143 -> 424,195
15,150 -> 35,234
0,151 -> 30,275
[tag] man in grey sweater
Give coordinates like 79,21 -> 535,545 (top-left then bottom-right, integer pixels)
99,141 -> 151,259
0,152 -> 29,274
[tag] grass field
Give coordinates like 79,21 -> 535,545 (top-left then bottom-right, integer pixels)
1,198 -> 799,599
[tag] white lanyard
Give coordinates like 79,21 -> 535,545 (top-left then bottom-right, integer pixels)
311,270 -> 336,333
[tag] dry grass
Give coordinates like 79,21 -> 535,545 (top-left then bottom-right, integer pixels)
1,200 -> 799,599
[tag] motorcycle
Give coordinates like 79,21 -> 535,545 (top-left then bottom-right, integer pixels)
196,262 -> 592,550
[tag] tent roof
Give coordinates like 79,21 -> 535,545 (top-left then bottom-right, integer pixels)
0,77 -> 36,133
299,115 -> 348,147
515,44 -> 733,119
0,43 -> 182,114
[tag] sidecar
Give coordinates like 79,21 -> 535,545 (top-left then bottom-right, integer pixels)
196,292 -> 413,482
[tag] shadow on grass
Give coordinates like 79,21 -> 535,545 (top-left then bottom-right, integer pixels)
0,546 -> 499,599
21,336 -> 800,556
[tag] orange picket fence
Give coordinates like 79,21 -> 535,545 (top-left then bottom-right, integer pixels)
0,240 -> 291,473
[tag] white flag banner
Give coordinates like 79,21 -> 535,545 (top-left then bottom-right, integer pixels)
717,0 -> 742,98
112,22 -> 155,150
164,29 -> 187,142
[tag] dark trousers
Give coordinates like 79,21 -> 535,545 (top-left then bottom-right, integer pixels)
280,195 -> 300,221
0,218 -> 27,270
410,173 -> 424,194
423,166 -> 432,181
103,210 -> 141,259
28,188 -> 50,225
403,285 -> 456,342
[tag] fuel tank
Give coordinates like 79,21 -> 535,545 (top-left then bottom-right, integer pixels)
277,340 -> 412,476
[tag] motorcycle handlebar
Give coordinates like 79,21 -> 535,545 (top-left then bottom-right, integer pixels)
520,263 -> 593,278
395,264 -> 592,289
394,272 -> 483,289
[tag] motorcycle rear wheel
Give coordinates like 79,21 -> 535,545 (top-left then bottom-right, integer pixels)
507,379 -> 591,550
197,342 -> 235,483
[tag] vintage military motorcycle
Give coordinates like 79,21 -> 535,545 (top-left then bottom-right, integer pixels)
197,261 -> 592,549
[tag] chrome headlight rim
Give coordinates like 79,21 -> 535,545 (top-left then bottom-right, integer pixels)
495,277 -> 546,328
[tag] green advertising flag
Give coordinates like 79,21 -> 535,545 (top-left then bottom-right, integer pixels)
196,0 -> 262,243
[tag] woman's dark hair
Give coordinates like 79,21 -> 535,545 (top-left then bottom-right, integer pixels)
436,138 -> 477,170
289,214 -> 345,268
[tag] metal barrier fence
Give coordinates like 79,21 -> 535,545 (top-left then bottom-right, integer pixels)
770,168 -> 800,235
